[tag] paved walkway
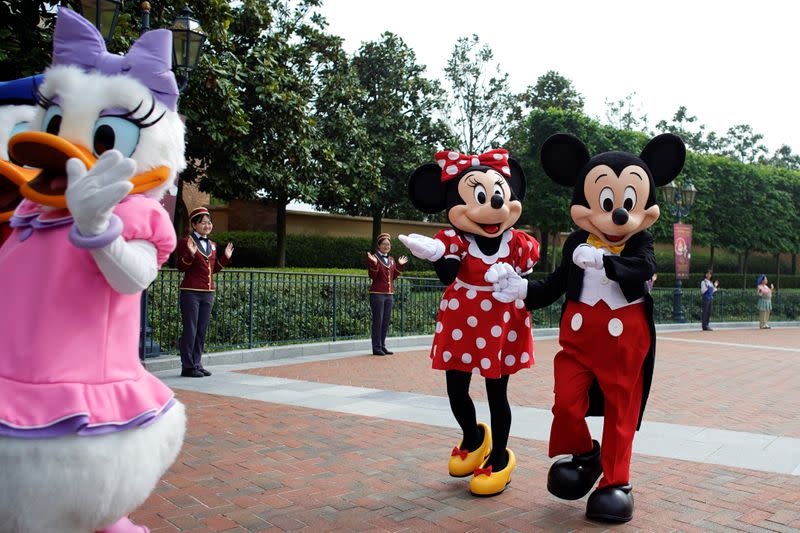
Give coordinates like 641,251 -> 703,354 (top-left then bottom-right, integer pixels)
134,326 -> 800,532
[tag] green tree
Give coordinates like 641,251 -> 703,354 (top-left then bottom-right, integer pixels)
763,144 -> 800,170
720,124 -> 768,164
0,1 -> 60,79
604,92 -> 649,133
317,32 -> 452,242
655,106 -> 712,153
519,70 -> 584,113
444,34 -> 513,153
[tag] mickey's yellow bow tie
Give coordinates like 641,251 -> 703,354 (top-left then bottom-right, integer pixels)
586,234 -> 625,255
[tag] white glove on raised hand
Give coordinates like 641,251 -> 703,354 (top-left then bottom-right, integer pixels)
66,150 -> 135,236
398,233 -> 445,262
485,262 -> 528,303
572,243 -> 606,270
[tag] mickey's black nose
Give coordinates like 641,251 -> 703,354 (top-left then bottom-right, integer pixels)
612,208 -> 629,225
491,193 -> 504,209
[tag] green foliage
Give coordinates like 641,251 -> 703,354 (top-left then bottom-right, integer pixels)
518,70 -> 585,114
444,34 -> 513,153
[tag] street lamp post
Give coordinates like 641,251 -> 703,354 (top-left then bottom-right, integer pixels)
77,0 -> 122,42
660,180 -> 698,322
170,6 -> 208,91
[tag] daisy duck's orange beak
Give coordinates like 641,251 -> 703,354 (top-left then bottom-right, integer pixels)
0,160 -> 38,223
9,131 -> 170,209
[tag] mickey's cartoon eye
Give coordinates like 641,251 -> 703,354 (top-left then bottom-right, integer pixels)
42,105 -> 63,135
623,186 -> 637,211
474,184 -> 487,204
492,183 -> 504,199
599,187 -> 614,212
92,116 -> 141,157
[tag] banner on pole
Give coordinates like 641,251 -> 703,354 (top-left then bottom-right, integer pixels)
673,223 -> 692,280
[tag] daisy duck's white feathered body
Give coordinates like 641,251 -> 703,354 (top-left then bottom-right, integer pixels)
0,8 -> 187,533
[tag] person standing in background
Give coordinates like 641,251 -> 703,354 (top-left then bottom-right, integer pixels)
700,269 -> 719,331
756,274 -> 774,329
177,207 -> 233,376
366,233 -> 407,355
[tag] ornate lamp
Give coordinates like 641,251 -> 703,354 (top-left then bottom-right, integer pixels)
78,0 -> 122,42
170,6 -> 207,91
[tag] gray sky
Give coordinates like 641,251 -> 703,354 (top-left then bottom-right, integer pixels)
320,0 -> 799,154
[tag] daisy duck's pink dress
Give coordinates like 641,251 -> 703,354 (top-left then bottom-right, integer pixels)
0,194 -> 176,437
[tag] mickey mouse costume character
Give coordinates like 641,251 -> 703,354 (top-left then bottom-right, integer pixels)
0,8 -> 187,533
400,148 -> 540,496
489,133 -> 685,522
0,76 -> 41,246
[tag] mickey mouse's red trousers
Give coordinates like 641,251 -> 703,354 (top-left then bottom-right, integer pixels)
549,300 -> 650,488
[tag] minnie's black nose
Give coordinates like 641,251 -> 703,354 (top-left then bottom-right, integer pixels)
491,194 -> 504,209
612,208 -> 629,225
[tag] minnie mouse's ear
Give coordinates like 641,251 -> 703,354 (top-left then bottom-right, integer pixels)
506,158 -> 526,201
640,133 -> 686,186
408,163 -> 447,214
540,133 -> 590,187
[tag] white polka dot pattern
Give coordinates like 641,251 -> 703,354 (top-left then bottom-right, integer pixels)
571,313 -> 583,331
481,358 -> 491,369
515,299 -> 524,309
461,353 -> 472,364
452,328 -> 463,340
491,325 -> 502,337
520,352 -> 530,363
476,337 -> 486,349
507,330 -> 517,342
443,351 -> 452,362
503,311 -> 511,323
440,299 -> 448,311
466,289 -> 477,300
481,300 -> 493,311
448,298 -> 460,310
504,354 -> 516,366
444,229 -> 456,237
436,322 -> 443,333
467,316 -> 478,327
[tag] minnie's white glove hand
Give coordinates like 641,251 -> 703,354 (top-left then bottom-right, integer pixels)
398,233 -> 445,261
66,150 -> 134,236
572,244 -> 605,270
486,262 -> 527,303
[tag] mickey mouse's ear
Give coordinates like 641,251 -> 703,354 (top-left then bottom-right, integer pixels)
540,133 -> 590,187
408,163 -> 447,214
640,133 -> 686,186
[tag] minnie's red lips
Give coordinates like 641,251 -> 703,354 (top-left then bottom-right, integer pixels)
604,233 -> 624,242
481,224 -> 501,234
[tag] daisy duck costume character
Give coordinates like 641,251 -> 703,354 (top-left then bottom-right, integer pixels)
400,149 -> 540,497
0,8 -> 188,533
0,76 -> 41,245
489,133 -> 685,522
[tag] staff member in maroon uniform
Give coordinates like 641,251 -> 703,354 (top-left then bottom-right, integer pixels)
176,207 -> 233,377
366,233 -> 407,355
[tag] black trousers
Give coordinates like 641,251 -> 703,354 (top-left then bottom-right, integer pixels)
180,290 -> 215,370
369,293 -> 393,352
701,298 -> 713,328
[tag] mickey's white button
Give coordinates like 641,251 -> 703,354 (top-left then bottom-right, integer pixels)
608,318 -> 624,337
571,313 -> 583,331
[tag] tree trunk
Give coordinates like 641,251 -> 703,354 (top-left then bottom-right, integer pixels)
371,209 -> 382,248
170,178 -> 187,267
776,253 -> 781,288
792,253 -> 797,275
275,195 -> 287,267
742,249 -> 749,288
709,245 -> 715,271
538,230 -> 549,272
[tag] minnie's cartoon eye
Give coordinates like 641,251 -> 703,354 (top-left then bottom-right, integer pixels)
623,186 -> 637,211
474,184 -> 487,204
493,183 -> 504,198
42,105 -> 63,135
92,116 -> 141,157
599,187 -> 614,212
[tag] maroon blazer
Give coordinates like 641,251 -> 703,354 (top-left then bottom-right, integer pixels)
368,254 -> 404,294
177,233 -> 231,291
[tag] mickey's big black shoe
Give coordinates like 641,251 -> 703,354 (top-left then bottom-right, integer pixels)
586,484 -> 634,523
547,440 -> 602,500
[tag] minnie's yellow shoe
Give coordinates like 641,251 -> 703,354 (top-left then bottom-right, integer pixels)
448,422 -> 492,477
469,448 -> 516,496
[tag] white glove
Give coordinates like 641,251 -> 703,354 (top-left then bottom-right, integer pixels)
572,244 -> 605,270
398,233 -> 445,262
66,150 -> 135,236
486,262 -> 528,303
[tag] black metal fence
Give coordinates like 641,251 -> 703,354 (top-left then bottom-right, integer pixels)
139,270 -> 799,357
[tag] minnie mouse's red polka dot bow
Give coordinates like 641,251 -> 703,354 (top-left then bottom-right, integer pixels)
435,148 -> 511,182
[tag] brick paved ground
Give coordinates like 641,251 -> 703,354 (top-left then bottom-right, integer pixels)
133,389 -> 800,533
241,328 -> 800,438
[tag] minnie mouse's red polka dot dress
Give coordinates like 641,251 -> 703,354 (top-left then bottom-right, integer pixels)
430,228 -> 540,378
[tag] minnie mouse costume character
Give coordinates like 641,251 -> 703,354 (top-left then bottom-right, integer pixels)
490,133 -> 685,522
400,148 -> 540,497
